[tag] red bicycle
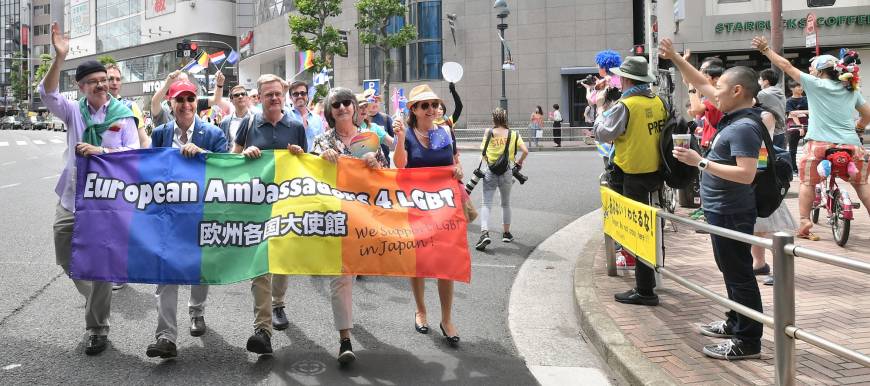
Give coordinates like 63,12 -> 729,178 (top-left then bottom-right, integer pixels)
811,148 -> 861,246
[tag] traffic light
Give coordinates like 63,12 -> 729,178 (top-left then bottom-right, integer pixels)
807,0 -> 836,7
176,39 -> 192,58
633,44 -> 645,56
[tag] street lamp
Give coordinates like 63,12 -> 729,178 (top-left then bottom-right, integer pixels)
494,0 -> 509,112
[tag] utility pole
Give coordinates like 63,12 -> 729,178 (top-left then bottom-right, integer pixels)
771,0 -> 784,86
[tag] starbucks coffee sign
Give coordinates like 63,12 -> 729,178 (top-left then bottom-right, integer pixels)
715,13 -> 870,33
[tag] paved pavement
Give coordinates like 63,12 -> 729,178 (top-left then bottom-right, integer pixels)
0,129 -> 617,385
579,186 -> 870,385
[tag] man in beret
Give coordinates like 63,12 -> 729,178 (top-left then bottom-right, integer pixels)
39,22 -> 139,356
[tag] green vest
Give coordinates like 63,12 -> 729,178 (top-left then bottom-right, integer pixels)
613,95 -> 666,174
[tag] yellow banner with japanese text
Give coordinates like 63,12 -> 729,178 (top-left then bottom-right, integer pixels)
600,187 -> 659,267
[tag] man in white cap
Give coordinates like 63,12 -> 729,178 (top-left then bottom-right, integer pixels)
594,56 -> 666,307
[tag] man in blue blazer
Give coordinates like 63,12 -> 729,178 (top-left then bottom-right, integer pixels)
146,79 -> 226,359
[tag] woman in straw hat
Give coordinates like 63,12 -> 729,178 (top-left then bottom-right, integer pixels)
393,84 -> 464,347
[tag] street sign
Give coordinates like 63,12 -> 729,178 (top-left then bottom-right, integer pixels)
805,13 -> 819,53
805,34 -> 817,48
362,79 -> 380,96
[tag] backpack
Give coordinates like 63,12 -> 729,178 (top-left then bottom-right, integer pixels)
482,129 -> 512,175
715,108 -> 792,218
658,97 -> 700,189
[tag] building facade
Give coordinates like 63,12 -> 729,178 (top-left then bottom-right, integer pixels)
659,0 -> 870,106
56,0 -> 238,108
239,0 -> 639,126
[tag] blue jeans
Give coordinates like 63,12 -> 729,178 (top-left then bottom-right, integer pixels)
704,211 -> 763,348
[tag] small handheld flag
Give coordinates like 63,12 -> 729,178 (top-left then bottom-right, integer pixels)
226,50 -> 240,65
209,51 -> 226,65
299,50 -> 315,70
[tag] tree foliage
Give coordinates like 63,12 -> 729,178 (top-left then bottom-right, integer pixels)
97,55 -> 117,66
32,54 -> 53,88
356,0 -> 416,114
9,52 -> 30,105
288,0 -> 345,101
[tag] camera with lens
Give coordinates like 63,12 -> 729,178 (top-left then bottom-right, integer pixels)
512,165 -> 528,184
465,168 -> 486,194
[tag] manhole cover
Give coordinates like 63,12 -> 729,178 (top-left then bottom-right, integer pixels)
290,359 -> 327,375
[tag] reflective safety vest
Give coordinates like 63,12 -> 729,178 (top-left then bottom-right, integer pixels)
613,94 -> 667,174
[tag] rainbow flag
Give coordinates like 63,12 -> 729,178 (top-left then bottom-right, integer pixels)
757,147 -> 769,169
299,50 -> 315,70
70,149 -> 471,284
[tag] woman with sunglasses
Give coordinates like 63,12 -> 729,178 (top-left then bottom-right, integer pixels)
310,87 -> 385,364
393,84 -> 464,348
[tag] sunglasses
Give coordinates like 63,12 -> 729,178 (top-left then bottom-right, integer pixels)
331,99 -> 353,109
174,95 -> 197,103
415,101 -> 440,110
231,92 -> 247,98
291,91 -> 308,97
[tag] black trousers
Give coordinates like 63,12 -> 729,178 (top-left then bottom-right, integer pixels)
617,170 -> 661,294
787,129 -> 802,172
704,211 -> 763,349
553,121 -> 562,146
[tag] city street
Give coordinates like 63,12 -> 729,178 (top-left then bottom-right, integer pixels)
0,129 -> 607,385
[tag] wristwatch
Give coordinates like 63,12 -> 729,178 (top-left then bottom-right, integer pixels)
688,89 -> 697,94
698,158 -> 709,170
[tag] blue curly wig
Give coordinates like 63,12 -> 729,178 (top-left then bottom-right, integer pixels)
595,50 -> 622,71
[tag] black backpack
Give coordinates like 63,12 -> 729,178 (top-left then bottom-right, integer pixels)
715,108 -> 791,218
658,97 -> 700,189
482,129 -> 512,175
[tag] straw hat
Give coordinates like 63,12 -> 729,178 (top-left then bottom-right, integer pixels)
407,84 -> 442,107
356,93 -> 369,105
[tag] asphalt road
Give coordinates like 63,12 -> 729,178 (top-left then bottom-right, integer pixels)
0,129 -> 605,385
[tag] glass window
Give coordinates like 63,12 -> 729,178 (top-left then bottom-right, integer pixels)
406,1 -> 442,81
256,0 -> 294,24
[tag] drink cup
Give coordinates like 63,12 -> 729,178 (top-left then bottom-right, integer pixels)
672,134 -> 691,149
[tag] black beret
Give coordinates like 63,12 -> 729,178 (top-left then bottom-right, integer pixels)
75,60 -> 107,82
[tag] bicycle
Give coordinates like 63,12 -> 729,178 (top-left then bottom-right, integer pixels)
811,148 -> 861,246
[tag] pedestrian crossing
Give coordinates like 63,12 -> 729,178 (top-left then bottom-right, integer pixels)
0,138 -> 65,148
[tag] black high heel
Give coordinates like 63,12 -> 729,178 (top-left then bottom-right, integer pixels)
439,323 -> 460,347
414,312 -> 429,334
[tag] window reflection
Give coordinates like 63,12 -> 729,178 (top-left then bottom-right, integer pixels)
256,0 -> 294,24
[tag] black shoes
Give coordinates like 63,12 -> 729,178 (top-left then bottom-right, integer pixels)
85,335 -> 108,356
246,328 -> 273,355
146,338 -> 178,359
190,316 -> 206,337
414,312 -> 430,334
439,323 -> 460,347
702,338 -> 761,360
614,288 -> 659,306
502,232 -> 514,242
699,320 -> 734,338
475,232 -> 491,251
272,306 -> 289,330
337,338 -> 356,365
753,263 -> 770,276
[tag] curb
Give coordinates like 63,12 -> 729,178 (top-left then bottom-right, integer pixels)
572,210 -> 679,386
456,144 -> 597,153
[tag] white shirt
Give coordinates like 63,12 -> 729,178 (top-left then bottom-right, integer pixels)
553,110 -> 562,122
228,111 -> 251,144
172,119 -> 195,148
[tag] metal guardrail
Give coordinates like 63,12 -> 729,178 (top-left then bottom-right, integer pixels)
454,124 -> 597,144
603,204 -> 870,385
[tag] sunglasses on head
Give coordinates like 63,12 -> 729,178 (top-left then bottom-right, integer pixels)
416,101 -> 440,110
174,95 -> 197,103
232,92 -> 247,98
331,99 -> 353,109
291,91 -> 308,97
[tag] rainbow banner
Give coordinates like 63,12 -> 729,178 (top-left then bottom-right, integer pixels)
70,149 -> 471,284
299,50 -> 315,70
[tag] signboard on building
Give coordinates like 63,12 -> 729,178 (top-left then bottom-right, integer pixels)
146,0 -> 177,19
70,0 -> 89,38
715,13 -> 870,33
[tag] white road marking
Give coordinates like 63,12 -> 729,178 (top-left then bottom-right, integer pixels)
0,142 -> 8,146
0,183 -> 21,189
472,263 -> 517,269
42,174 -> 60,179
2,364 -> 21,370
33,140 -> 46,145
50,139 -> 63,143
15,141 -> 27,146
1,161 -> 14,166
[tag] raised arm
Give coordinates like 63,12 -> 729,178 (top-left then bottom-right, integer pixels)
151,71 -> 183,116
752,36 -> 804,85
659,38 -> 716,100
43,22 -> 68,93
209,71 -> 225,107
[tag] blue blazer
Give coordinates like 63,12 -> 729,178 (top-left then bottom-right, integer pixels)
151,117 -> 228,153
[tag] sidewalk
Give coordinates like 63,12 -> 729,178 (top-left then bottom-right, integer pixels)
586,186 -> 870,385
456,140 -> 597,152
